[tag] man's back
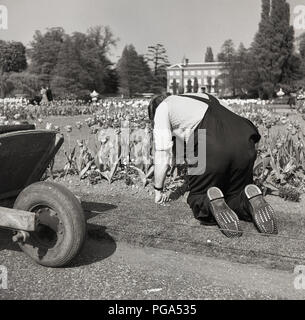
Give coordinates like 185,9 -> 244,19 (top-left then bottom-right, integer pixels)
153,93 -> 210,150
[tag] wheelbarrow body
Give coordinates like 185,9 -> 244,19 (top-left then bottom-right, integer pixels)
0,125 -> 86,267
0,125 -> 63,200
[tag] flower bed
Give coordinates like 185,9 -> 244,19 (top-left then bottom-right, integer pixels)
1,98 -> 305,201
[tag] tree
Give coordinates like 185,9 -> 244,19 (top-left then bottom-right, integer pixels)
193,77 -> 199,93
0,40 -> 27,97
51,35 -> 89,98
248,0 -> 273,98
103,68 -> 119,95
214,78 -> 219,93
297,33 -> 305,83
205,47 -> 214,62
0,41 -> 27,73
28,26 -> 117,97
270,0 -> 297,88
207,76 -> 212,93
217,39 -> 235,63
217,39 -> 238,96
117,45 -> 153,97
146,44 -> 169,75
178,83 -> 184,94
151,71 -> 168,94
86,25 -> 118,91
8,72 -> 42,97
186,79 -> 193,93
146,44 -> 170,93
28,27 -> 66,83
299,32 -> 305,60
49,26 -> 117,98
171,78 -> 178,95
234,43 -> 251,96
137,55 -> 154,93
250,0 -> 299,98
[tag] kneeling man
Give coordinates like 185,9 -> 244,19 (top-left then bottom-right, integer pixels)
148,93 -> 277,237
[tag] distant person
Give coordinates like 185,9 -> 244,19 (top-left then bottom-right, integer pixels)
40,87 -> 48,104
200,87 -> 206,94
46,87 -> 53,102
288,92 -> 296,109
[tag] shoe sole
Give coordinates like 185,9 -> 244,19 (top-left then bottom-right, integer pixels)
207,187 -> 242,238
244,184 -> 278,234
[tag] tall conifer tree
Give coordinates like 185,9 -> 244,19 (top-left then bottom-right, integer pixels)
250,0 -> 297,98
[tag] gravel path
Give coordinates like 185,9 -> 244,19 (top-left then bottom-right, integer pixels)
1,231 -> 304,300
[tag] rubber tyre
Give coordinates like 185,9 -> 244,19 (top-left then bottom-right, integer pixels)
14,181 -> 86,267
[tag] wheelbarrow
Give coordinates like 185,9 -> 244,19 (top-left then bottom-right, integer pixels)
0,124 -> 86,267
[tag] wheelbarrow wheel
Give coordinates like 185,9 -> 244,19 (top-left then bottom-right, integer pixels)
14,181 -> 86,267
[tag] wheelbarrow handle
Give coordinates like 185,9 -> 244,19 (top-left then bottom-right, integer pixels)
0,124 -> 36,135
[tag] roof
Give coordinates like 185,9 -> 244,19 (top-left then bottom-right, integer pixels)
167,61 -> 226,70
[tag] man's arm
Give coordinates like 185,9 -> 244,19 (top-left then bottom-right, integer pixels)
154,150 -> 171,188
154,150 -> 171,204
152,101 -> 172,204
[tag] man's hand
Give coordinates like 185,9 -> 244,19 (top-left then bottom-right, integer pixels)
155,190 -> 170,206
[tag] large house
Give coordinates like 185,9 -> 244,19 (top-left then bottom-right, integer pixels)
166,59 -> 227,95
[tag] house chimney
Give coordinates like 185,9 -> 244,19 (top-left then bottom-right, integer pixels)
185,58 -> 189,66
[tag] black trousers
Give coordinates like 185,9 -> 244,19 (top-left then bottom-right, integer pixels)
184,94 -> 261,222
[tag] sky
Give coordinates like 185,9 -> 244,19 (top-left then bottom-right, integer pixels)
0,0 -> 303,64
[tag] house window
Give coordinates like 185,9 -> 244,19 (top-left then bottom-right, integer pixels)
191,71 -> 195,76
197,70 -> 202,76
211,70 -> 215,76
198,78 -> 202,85
169,71 -> 174,76
185,71 -> 189,76
175,71 -> 180,76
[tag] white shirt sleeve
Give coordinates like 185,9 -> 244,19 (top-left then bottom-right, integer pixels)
153,101 -> 173,151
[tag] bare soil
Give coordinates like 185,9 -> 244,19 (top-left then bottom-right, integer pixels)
52,175 -> 305,271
